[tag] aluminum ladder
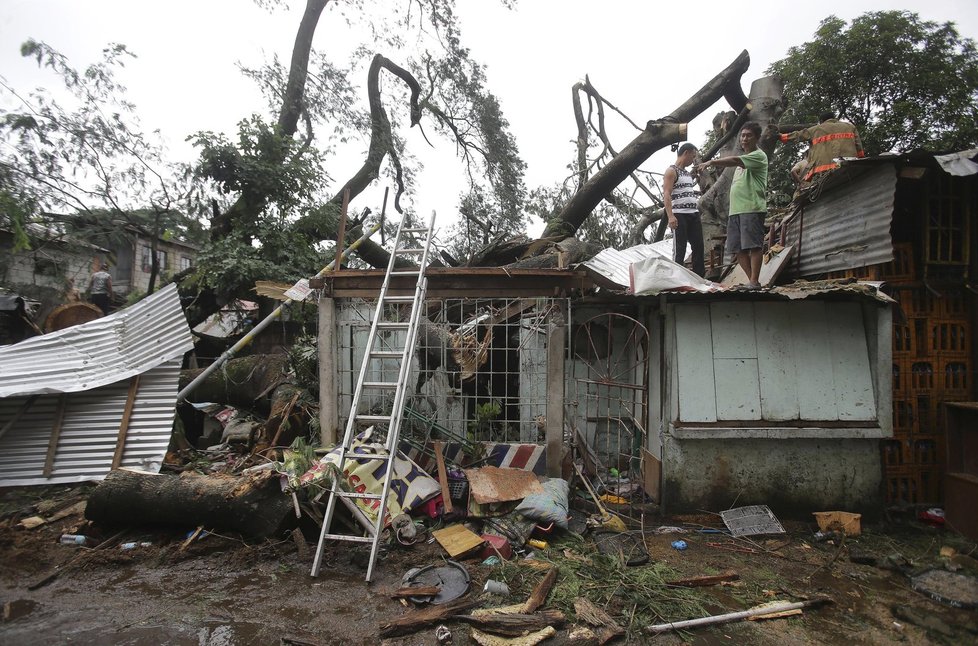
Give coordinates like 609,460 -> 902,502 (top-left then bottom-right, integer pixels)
310,212 -> 435,582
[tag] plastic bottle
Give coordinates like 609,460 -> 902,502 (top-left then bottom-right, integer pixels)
59,534 -> 90,546
120,541 -> 153,550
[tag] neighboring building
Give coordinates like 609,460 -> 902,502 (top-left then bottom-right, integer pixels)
103,224 -> 199,296
0,224 -> 108,325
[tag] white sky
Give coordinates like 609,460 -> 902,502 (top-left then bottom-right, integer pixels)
3,0 -> 978,237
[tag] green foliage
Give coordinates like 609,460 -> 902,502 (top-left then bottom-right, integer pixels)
468,400 -> 501,439
190,116 -> 327,216
769,11 -> 978,155
526,184 -> 635,248
287,334 -> 319,393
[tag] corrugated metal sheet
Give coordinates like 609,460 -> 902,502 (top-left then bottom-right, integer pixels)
934,148 -> 978,176
0,360 -> 182,486
0,283 -> 193,397
582,239 -> 676,288
783,163 -> 896,276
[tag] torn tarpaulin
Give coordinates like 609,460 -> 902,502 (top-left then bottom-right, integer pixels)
297,428 -> 441,526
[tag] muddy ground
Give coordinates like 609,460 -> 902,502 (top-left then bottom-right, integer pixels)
1,484 -> 976,645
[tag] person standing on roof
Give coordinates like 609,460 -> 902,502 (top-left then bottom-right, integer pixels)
88,262 -> 113,315
695,121 -> 768,289
779,112 -> 864,181
663,143 -> 705,277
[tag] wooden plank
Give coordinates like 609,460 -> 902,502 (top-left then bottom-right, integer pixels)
318,298 -> 339,446
641,448 -> 661,503
111,375 -> 141,470
674,304 -> 717,422
432,524 -> 485,558
714,359 -> 761,420
666,571 -> 740,587
546,302 -> 566,477
790,302 -> 838,420
710,302 -> 757,359
42,394 -> 69,477
829,302 -> 877,421
433,440 -> 453,514
755,303 -> 801,421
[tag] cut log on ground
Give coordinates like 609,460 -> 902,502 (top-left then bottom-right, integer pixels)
85,468 -> 294,540
574,598 -> 625,645
521,567 -> 558,614
379,598 -> 482,638
454,610 -> 566,637
665,571 -> 740,587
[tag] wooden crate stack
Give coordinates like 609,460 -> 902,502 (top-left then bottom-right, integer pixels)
885,243 -> 971,504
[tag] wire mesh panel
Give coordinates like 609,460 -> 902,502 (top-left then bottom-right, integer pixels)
569,309 -> 649,519
336,297 -> 569,459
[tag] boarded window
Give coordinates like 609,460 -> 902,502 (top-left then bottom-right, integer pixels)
675,301 -> 877,423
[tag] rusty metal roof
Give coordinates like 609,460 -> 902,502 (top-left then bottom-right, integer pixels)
782,163 -> 897,277
0,283 -> 193,398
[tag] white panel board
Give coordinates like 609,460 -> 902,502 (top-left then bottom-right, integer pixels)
755,303 -> 801,421
790,301 -> 839,420
674,304 -> 717,422
710,302 -> 758,359
714,359 -> 762,420
829,302 -> 878,421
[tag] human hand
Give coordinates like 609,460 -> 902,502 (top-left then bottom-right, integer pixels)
668,215 -> 678,230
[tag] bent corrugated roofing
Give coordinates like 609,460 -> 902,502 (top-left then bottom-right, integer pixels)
0,283 -> 193,398
0,284 -> 193,486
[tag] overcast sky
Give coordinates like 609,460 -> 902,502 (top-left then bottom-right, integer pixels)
3,0 -> 978,236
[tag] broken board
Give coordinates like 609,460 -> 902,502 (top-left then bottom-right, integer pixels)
432,524 -> 485,558
720,244 -> 795,288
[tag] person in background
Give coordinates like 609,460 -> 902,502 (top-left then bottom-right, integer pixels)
779,111 -> 864,181
695,121 -> 768,289
88,263 -> 113,314
663,143 -> 705,277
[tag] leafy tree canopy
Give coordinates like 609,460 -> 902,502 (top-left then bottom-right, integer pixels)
768,11 -> 978,155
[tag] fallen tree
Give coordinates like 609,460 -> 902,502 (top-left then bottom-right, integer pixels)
85,469 -> 294,540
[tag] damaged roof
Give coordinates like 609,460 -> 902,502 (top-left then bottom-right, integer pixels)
0,283 -> 193,398
0,284 -> 193,486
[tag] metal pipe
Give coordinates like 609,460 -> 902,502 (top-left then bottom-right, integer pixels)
176,221 -> 382,403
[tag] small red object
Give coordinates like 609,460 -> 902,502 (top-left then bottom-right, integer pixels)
478,534 -> 512,560
418,494 -> 444,519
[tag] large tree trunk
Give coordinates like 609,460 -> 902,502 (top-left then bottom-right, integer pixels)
85,469 -> 294,539
542,50 -> 752,239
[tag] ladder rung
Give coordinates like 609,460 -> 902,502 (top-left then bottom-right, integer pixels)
336,491 -> 383,500
356,414 -> 393,423
383,295 -> 416,303
363,381 -> 398,389
390,270 -> 419,276
377,322 -> 409,329
369,350 -> 404,359
401,227 -> 429,233
394,248 -> 425,254
321,533 -> 375,544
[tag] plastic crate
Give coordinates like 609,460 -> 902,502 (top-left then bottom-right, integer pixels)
884,466 -> 943,505
447,477 -> 469,502
941,359 -> 971,399
910,436 -> 943,467
881,438 -> 907,467
909,361 -> 936,393
930,319 -> 969,356
939,287 -> 968,319
881,243 -> 915,282
893,398 -> 916,435
893,322 -> 915,356
892,287 -> 937,319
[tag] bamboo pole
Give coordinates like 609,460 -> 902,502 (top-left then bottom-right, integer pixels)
646,598 -> 831,635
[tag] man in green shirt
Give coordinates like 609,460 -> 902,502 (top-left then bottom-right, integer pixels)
695,121 -> 768,288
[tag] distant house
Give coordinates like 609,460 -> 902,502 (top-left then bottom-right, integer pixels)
0,223 -> 106,305
101,224 -> 199,296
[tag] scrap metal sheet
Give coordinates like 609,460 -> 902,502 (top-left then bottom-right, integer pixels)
720,505 -> 785,537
